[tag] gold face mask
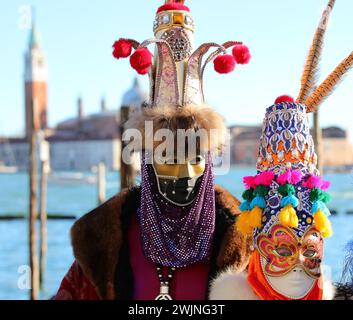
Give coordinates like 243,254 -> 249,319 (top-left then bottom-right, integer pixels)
153,155 -> 206,179
152,154 -> 206,206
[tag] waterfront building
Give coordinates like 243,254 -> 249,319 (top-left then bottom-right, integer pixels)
0,21 -> 352,172
230,125 -> 353,169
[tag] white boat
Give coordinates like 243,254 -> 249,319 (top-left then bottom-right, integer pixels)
0,165 -> 18,173
48,172 -> 97,185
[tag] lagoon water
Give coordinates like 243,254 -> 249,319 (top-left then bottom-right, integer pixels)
0,168 -> 353,299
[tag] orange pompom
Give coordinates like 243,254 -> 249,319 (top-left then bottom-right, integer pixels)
236,211 -> 253,236
249,206 -> 263,228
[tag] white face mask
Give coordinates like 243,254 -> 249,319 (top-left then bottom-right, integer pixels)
260,257 -> 317,299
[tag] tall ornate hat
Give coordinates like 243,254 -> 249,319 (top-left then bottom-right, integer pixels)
111,1 -> 252,271
112,0 -> 251,151
234,0 -> 352,300
237,0 -> 352,241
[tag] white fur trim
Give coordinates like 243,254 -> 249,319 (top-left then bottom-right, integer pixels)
322,279 -> 335,300
209,268 -> 335,300
209,268 -> 259,300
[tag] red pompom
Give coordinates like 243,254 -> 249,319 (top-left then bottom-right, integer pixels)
275,95 -> 295,104
213,54 -> 236,74
130,48 -> 153,75
232,45 -> 251,65
112,39 -> 132,59
157,3 -> 190,13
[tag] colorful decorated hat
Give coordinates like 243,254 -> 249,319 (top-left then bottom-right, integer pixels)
236,0 -> 353,241
237,101 -> 334,241
112,0 -> 251,152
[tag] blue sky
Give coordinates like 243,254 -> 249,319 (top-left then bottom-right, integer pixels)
0,0 -> 352,139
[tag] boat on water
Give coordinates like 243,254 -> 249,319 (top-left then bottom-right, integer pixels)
48,172 -> 97,185
0,164 -> 18,173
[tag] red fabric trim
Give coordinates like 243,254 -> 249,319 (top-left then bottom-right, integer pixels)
247,251 -> 323,300
53,261 -> 99,300
157,4 -> 190,13
53,214 -> 211,300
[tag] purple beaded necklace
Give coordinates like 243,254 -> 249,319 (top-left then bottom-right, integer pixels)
137,153 -> 216,268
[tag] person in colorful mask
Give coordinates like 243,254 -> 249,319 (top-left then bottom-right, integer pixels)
54,0 -> 253,300
210,0 -> 353,300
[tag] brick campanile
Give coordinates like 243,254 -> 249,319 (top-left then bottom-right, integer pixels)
24,21 -> 48,138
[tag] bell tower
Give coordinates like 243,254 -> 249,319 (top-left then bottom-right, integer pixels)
24,18 -> 48,138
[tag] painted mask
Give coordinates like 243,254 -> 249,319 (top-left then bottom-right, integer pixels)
152,154 -> 206,205
257,224 -> 323,298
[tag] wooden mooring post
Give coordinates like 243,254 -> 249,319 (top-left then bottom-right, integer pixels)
39,138 -> 49,288
28,99 -> 39,300
97,162 -> 106,205
120,106 -> 136,190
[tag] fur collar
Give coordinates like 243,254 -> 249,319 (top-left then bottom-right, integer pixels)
209,269 -> 335,300
125,105 -> 226,152
71,185 -> 252,299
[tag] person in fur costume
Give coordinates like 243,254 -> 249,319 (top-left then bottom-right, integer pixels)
54,0 -> 252,300
210,0 -> 352,300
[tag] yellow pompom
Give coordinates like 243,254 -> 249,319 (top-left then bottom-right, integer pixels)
278,204 -> 299,228
248,206 -> 263,228
236,211 -> 253,236
313,210 -> 333,238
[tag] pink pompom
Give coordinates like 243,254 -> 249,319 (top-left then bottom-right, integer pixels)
112,39 -> 132,59
130,48 -> 153,75
213,54 -> 236,74
290,170 -> 303,184
243,176 -> 257,189
275,95 -> 295,104
232,45 -> 251,65
255,171 -> 275,186
303,175 -> 331,190
277,171 -> 291,185
321,180 -> 331,190
277,170 -> 303,185
303,175 -> 323,189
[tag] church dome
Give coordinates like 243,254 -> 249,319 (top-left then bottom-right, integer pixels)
121,78 -> 147,108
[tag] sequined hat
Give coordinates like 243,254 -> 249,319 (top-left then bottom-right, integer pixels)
249,101 -> 333,240
112,0 -> 251,152
236,0 -> 353,242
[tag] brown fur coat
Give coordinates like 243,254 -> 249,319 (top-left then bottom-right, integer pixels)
70,185 -> 252,299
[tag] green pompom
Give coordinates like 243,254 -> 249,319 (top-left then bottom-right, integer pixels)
322,192 -> 332,204
277,184 -> 295,196
310,188 -> 324,202
255,185 -> 269,197
242,189 -> 254,201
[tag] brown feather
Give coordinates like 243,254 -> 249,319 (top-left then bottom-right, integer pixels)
297,0 -> 336,103
306,52 -> 353,113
